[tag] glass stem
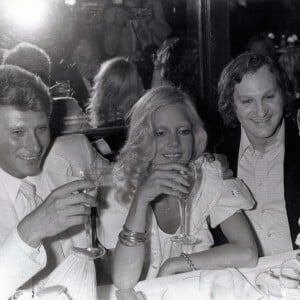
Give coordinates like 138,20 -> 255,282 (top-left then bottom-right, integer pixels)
178,199 -> 187,237
91,207 -> 98,248
85,216 -> 92,250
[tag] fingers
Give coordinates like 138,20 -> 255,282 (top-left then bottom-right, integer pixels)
50,180 -> 96,200
152,162 -> 190,173
158,178 -> 190,194
151,168 -> 192,187
60,203 -> 92,218
60,193 -> 97,208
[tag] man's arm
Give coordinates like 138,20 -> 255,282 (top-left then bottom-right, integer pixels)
0,229 -> 46,299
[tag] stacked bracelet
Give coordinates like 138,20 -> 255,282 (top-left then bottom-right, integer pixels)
118,225 -> 147,247
181,252 -> 197,271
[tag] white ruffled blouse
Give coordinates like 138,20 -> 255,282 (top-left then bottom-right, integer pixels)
99,156 -> 255,279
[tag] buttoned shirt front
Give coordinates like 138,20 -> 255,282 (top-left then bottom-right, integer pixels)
238,122 -> 293,256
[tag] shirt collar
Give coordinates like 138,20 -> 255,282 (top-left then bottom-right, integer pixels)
239,120 -> 285,161
0,168 -> 23,204
0,168 -> 43,205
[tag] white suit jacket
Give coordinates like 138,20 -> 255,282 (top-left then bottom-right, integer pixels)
0,134 -> 110,299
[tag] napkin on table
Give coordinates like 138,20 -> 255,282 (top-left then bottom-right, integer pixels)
158,268 -> 262,300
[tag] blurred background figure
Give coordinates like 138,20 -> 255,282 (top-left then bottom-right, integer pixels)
151,37 -> 200,102
246,33 -> 276,59
278,47 -> 300,99
2,41 -> 51,85
87,57 -> 143,159
103,0 -> 171,88
71,38 -> 102,109
87,57 -> 143,127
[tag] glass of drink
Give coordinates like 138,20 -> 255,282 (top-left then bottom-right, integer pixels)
67,162 -> 110,259
171,162 -> 199,245
280,259 -> 300,299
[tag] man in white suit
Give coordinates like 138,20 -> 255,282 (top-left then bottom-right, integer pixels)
0,65 -> 110,298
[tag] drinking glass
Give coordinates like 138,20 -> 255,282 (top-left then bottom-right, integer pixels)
67,162 -> 109,259
171,162 -> 199,245
280,259 -> 300,299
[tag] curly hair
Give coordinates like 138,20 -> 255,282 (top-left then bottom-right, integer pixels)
87,57 -> 143,127
218,52 -> 290,128
0,65 -> 52,117
113,86 -> 208,205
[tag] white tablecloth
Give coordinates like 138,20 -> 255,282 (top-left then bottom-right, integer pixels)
98,250 -> 300,300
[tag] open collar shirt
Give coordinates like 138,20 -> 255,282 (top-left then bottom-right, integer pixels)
238,121 -> 293,256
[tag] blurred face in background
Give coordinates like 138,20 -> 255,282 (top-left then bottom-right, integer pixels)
73,40 -> 100,80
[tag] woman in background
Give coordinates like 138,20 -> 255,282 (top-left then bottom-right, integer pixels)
87,57 -> 143,127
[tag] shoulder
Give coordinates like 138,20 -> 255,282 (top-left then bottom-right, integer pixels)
51,134 -> 90,150
47,134 -> 106,167
196,156 -> 223,178
196,156 -> 254,203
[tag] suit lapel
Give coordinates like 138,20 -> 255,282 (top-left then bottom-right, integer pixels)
284,120 -> 300,249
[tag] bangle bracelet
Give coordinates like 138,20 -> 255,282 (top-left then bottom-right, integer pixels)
181,252 -> 197,271
118,225 -> 147,247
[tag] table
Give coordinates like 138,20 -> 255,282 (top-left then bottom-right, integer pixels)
98,250 -> 300,300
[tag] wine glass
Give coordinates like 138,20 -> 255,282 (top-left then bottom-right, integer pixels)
171,162 -> 199,245
280,259 -> 300,299
67,162 -> 109,259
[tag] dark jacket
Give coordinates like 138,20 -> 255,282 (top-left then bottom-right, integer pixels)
214,119 -> 300,251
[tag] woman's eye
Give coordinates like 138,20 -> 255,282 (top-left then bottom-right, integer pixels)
179,128 -> 191,135
155,130 -> 165,137
241,99 -> 251,104
265,94 -> 275,100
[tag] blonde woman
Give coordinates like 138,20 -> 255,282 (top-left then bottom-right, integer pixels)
99,86 -> 258,289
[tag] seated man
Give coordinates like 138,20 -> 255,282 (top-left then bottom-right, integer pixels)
216,52 -> 300,256
0,65 -> 110,299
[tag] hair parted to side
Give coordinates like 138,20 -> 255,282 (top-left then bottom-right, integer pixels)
0,65 -> 52,117
113,86 -> 207,205
218,52 -> 290,128
3,42 -> 51,85
87,57 -> 142,127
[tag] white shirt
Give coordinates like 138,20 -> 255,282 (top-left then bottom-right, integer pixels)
238,122 -> 293,256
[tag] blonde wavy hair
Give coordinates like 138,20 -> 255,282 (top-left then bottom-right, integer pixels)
113,86 -> 208,205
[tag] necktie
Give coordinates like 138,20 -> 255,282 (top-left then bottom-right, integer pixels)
14,180 -> 65,289
15,179 -> 42,220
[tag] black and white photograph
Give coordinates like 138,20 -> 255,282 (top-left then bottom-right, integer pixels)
0,0 -> 299,299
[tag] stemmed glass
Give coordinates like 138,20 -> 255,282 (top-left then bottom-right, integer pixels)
67,162 -> 109,259
171,162 -> 199,245
280,259 -> 300,299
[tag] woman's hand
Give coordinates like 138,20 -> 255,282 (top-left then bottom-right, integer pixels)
135,162 -> 192,205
